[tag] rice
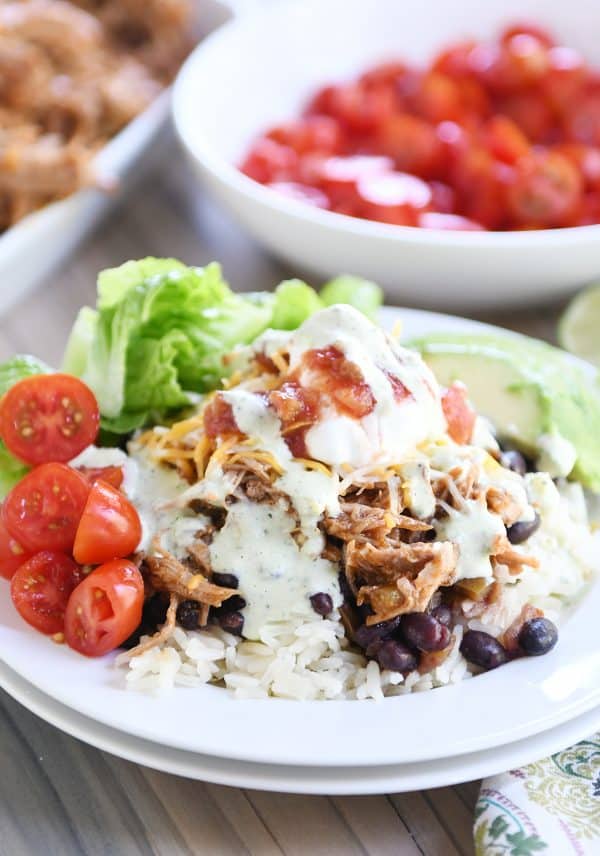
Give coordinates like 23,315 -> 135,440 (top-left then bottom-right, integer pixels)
118,474 -> 600,701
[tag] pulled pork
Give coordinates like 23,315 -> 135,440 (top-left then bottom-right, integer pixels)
346,539 -> 459,623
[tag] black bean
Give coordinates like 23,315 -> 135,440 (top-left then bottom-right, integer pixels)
176,600 -> 201,631
212,572 -> 239,589
354,616 -> 402,650
310,592 -> 334,616
121,624 -> 151,650
143,592 -> 170,627
506,513 -> 541,545
338,571 -> 354,604
376,640 -> 418,673
216,594 -> 247,615
460,630 -> 508,670
401,613 -> 451,652
430,604 -> 452,628
518,617 -> 558,656
219,611 -> 244,636
500,450 -> 528,477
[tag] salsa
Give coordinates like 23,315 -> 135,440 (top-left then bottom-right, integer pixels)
240,22 -> 600,230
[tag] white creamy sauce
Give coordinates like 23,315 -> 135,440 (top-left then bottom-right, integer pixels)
125,446 -> 207,557
196,388 -> 343,635
435,498 -> 506,582
400,460 -> 436,519
210,500 -> 342,640
536,432 -> 577,478
281,305 -> 446,468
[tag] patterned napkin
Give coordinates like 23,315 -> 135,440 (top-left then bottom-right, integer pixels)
474,733 -> 600,855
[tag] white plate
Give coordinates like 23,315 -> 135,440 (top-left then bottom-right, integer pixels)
174,0 -> 600,310
0,0 -> 232,317
1,307 -> 599,768
1,659 -> 599,794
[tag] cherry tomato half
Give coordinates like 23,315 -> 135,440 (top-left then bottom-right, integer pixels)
3,463 -> 89,553
73,479 -> 141,565
78,465 -> 124,490
10,551 -> 84,635
0,513 -> 30,580
64,559 -> 144,657
0,374 -> 99,465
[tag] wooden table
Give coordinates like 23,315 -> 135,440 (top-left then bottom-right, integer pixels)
0,140 -> 565,856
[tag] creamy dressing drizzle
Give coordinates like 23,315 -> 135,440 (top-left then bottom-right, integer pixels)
435,498 -> 506,582
210,500 -> 341,639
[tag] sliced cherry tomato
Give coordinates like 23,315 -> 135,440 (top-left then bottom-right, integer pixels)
3,463 -> 89,553
308,82 -> 396,132
311,154 -> 392,196
78,465 -> 124,489
564,92 -> 600,146
442,384 -> 476,444
484,116 -> 530,164
356,171 -> 432,225
240,138 -> 298,184
73,479 -> 141,565
0,513 -> 30,580
267,116 -> 342,155
499,23 -> 555,49
0,374 -> 99,465
10,551 -> 84,635
487,34 -> 550,92
414,72 -> 465,123
506,151 -> 583,227
375,113 -> 444,178
64,559 -> 144,657
496,92 -> 554,143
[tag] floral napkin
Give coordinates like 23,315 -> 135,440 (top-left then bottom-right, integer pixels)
474,732 -> 600,855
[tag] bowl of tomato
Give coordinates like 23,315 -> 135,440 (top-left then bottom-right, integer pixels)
173,0 -> 600,309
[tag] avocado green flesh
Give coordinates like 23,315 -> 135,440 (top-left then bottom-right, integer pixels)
409,333 -> 600,493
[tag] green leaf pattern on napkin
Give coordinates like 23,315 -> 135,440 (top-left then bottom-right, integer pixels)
475,733 -> 600,855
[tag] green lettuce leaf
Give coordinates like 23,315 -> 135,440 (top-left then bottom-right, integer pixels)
64,260 -> 272,430
63,257 -> 384,436
0,355 -> 50,498
320,275 -> 383,320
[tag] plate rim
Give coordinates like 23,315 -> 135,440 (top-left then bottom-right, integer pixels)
1,659 -> 599,794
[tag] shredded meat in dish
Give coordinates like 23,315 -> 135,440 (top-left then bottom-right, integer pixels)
0,0 -> 192,231
145,545 -> 237,608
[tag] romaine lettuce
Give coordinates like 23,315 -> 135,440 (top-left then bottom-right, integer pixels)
0,355 -> 50,497
63,258 -> 383,434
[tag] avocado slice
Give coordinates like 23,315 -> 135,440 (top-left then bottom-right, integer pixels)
409,332 -> 600,492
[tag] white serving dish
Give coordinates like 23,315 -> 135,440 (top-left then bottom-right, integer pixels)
173,0 -> 600,310
1,308 -> 599,770
0,0 -> 232,317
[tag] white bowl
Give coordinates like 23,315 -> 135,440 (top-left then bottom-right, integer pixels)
173,0 -> 600,310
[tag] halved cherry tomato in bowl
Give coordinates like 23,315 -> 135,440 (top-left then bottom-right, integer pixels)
73,479 -> 141,565
64,559 -> 144,657
0,374 -> 99,465
10,551 -> 84,635
0,512 -> 30,580
3,463 -> 89,553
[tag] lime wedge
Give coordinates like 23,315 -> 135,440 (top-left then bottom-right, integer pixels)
558,284 -> 600,366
